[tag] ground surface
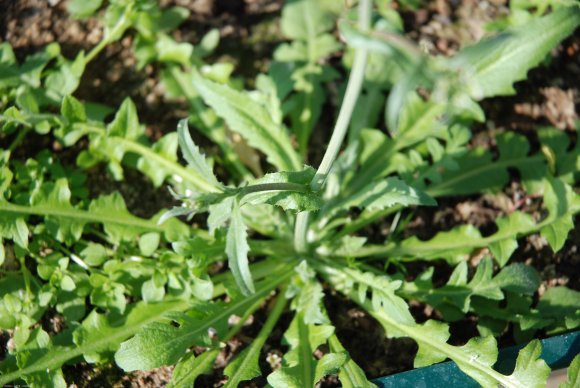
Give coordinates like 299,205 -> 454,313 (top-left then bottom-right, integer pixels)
1,0 -> 579,386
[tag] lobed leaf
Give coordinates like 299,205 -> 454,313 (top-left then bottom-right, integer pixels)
560,354 -> 580,388
176,119 -> 221,188
192,71 -> 301,172
452,7 -> 580,99
168,350 -> 219,388
242,166 -> 321,212
225,201 -> 254,295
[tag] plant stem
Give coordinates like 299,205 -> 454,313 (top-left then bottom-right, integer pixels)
241,182 -> 308,195
79,123 -> 220,193
294,0 -> 371,252
84,4 -> 133,64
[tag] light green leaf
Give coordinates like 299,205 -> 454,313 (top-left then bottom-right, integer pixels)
224,292 -> 288,387
141,279 -> 165,303
328,334 -> 376,388
536,287 -> 580,330
61,95 -> 87,123
177,119 -> 220,188
68,0 -> 103,18
197,29 -> 220,57
0,300 -> 189,387
168,349 -> 219,388
14,329 -> 67,388
192,72 -> 301,171
243,167 -> 321,212
225,201 -> 254,296
0,212 -> 29,248
344,177 -> 436,211
413,320 -> 450,367
139,232 -> 160,256
267,314 -> 345,388
106,98 -> 143,140
137,132 -> 178,187
280,0 -> 335,42
560,354 -> 580,388
116,276 -> 285,371
88,192 -> 147,244
507,340 -> 550,388
540,178 -> 575,252
207,197 -> 234,236
452,7 -> 580,98
31,178 -> 85,245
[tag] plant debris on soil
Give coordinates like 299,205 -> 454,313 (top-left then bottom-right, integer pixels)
2,0 -> 579,386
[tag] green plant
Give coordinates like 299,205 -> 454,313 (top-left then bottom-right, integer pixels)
1,0 -> 580,386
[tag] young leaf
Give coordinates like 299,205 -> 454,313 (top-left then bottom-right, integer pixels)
540,177 -> 575,252
106,98 -> 143,140
452,7 -> 580,99
225,201 -> 255,295
328,334 -> 377,388
560,354 -> 580,388
224,291 -> 287,387
88,192 -> 147,244
13,328 -> 67,388
192,72 -> 301,171
0,300 -> 190,387
207,196 -> 234,236
167,349 -> 219,388
267,313 -> 347,388
31,178 -> 85,245
343,177 -> 436,211
506,340 -> 550,388
242,167 -> 321,212
176,119 -> 220,188
115,275 -> 287,371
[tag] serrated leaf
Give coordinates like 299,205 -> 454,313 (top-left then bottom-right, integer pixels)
267,314 -> 345,388
137,132 -> 179,187
207,196 -> 233,236
176,119 -> 220,188
139,232 -> 160,256
414,320 -> 450,367
405,259 -> 539,313
536,287 -> 580,329
68,0 -> 103,18
116,276 -> 284,371
168,349 -> 219,388
224,291 -> 287,387
31,178 -> 85,245
0,300 -> 189,387
336,177 -> 436,217
88,192 -> 147,244
328,335 -> 376,388
453,7 -> 580,98
506,340 -> 550,388
14,329 -> 67,388
225,201 -> 254,296
192,72 -> 301,171
280,0 -> 335,42
106,98 -> 143,140
540,178 -> 575,252
560,354 -> 580,388
61,95 -> 87,123
243,166 -> 321,211
0,212 -> 29,248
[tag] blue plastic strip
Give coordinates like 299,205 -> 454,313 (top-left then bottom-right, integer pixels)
373,331 -> 580,387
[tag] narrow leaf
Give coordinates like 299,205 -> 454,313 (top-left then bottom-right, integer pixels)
225,201 -> 255,295
192,72 -> 301,171
177,119 -> 220,188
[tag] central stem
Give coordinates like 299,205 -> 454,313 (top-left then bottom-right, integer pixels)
293,0 -> 372,253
